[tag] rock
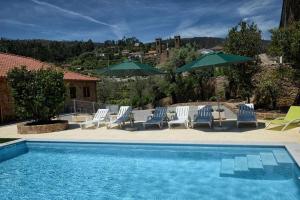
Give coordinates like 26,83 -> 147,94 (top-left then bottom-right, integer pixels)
158,97 -> 173,106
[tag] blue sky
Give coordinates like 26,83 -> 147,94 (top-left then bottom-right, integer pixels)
0,0 -> 282,42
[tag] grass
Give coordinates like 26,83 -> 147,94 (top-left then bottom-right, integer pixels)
0,138 -> 19,144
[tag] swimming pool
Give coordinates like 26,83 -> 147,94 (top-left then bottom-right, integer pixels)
0,141 -> 300,200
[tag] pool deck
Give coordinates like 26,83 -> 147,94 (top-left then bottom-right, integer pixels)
1,121 -> 300,166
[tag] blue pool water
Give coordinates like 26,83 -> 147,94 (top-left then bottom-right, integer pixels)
0,141 -> 300,200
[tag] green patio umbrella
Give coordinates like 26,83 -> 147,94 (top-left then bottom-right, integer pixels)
95,60 -> 165,76
176,52 -> 252,73
176,51 -> 253,128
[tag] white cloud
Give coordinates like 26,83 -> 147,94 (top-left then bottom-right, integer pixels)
0,19 -> 37,27
175,24 -> 229,38
238,0 -> 277,16
111,21 -> 131,39
244,15 -> 278,39
31,0 -> 116,28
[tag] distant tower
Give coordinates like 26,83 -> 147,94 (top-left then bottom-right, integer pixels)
174,35 -> 181,49
156,38 -> 162,54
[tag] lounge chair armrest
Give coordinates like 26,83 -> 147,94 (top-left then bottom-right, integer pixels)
170,115 -> 176,120
147,115 -> 153,120
193,114 -> 198,120
289,118 -> 300,123
85,116 -> 92,122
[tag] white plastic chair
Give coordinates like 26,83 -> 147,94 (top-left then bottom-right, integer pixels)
168,106 -> 190,128
80,109 -> 109,129
107,106 -> 132,128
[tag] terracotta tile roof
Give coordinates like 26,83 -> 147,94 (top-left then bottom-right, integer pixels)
0,53 -> 99,81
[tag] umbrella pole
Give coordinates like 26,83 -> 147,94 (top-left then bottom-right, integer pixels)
217,96 -> 222,127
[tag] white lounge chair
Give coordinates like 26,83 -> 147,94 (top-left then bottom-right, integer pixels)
143,107 -> 167,129
237,104 -> 258,128
107,106 -> 132,128
168,106 -> 190,129
80,109 -> 109,129
192,105 -> 213,128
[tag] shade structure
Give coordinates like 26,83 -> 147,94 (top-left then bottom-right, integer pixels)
95,61 -> 165,77
176,52 -> 253,73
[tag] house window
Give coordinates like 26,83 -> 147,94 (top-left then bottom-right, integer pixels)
70,87 -> 76,99
83,87 -> 90,97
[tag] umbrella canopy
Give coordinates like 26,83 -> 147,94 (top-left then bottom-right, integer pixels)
176,52 -> 253,73
95,61 -> 164,77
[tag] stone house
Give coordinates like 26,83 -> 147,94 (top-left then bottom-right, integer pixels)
0,53 -> 99,122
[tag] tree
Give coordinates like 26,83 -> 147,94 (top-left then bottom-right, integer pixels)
224,21 -> 262,102
269,22 -> 300,71
7,67 -> 66,123
161,44 -> 198,103
269,22 -> 300,104
254,65 -> 295,109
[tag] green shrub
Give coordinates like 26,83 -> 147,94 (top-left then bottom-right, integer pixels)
7,66 -> 66,123
209,96 -> 218,101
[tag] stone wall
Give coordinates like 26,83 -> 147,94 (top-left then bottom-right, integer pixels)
214,76 -> 229,100
65,80 -> 97,102
17,120 -> 68,134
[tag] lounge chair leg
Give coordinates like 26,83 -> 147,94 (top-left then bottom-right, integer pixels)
265,122 -> 271,129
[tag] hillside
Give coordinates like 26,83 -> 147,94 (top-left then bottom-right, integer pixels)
0,36 -> 269,73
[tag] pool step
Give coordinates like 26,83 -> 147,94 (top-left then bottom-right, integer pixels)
234,157 -> 249,172
260,152 -> 278,166
220,159 -> 235,176
247,155 -> 264,170
220,151 -> 294,178
273,150 -> 293,164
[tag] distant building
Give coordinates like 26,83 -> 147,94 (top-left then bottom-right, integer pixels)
198,49 -> 214,54
129,51 -> 144,60
210,45 -> 224,52
174,35 -> 181,49
155,38 -> 162,54
121,50 -> 130,56
0,53 -> 99,122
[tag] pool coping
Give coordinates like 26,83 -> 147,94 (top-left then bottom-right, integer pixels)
1,138 -> 300,167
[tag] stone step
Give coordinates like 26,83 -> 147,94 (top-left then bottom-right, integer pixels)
247,155 -> 264,170
260,152 -> 278,166
234,157 -> 249,172
273,150 -> 294,164
220,158 -> 235,176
